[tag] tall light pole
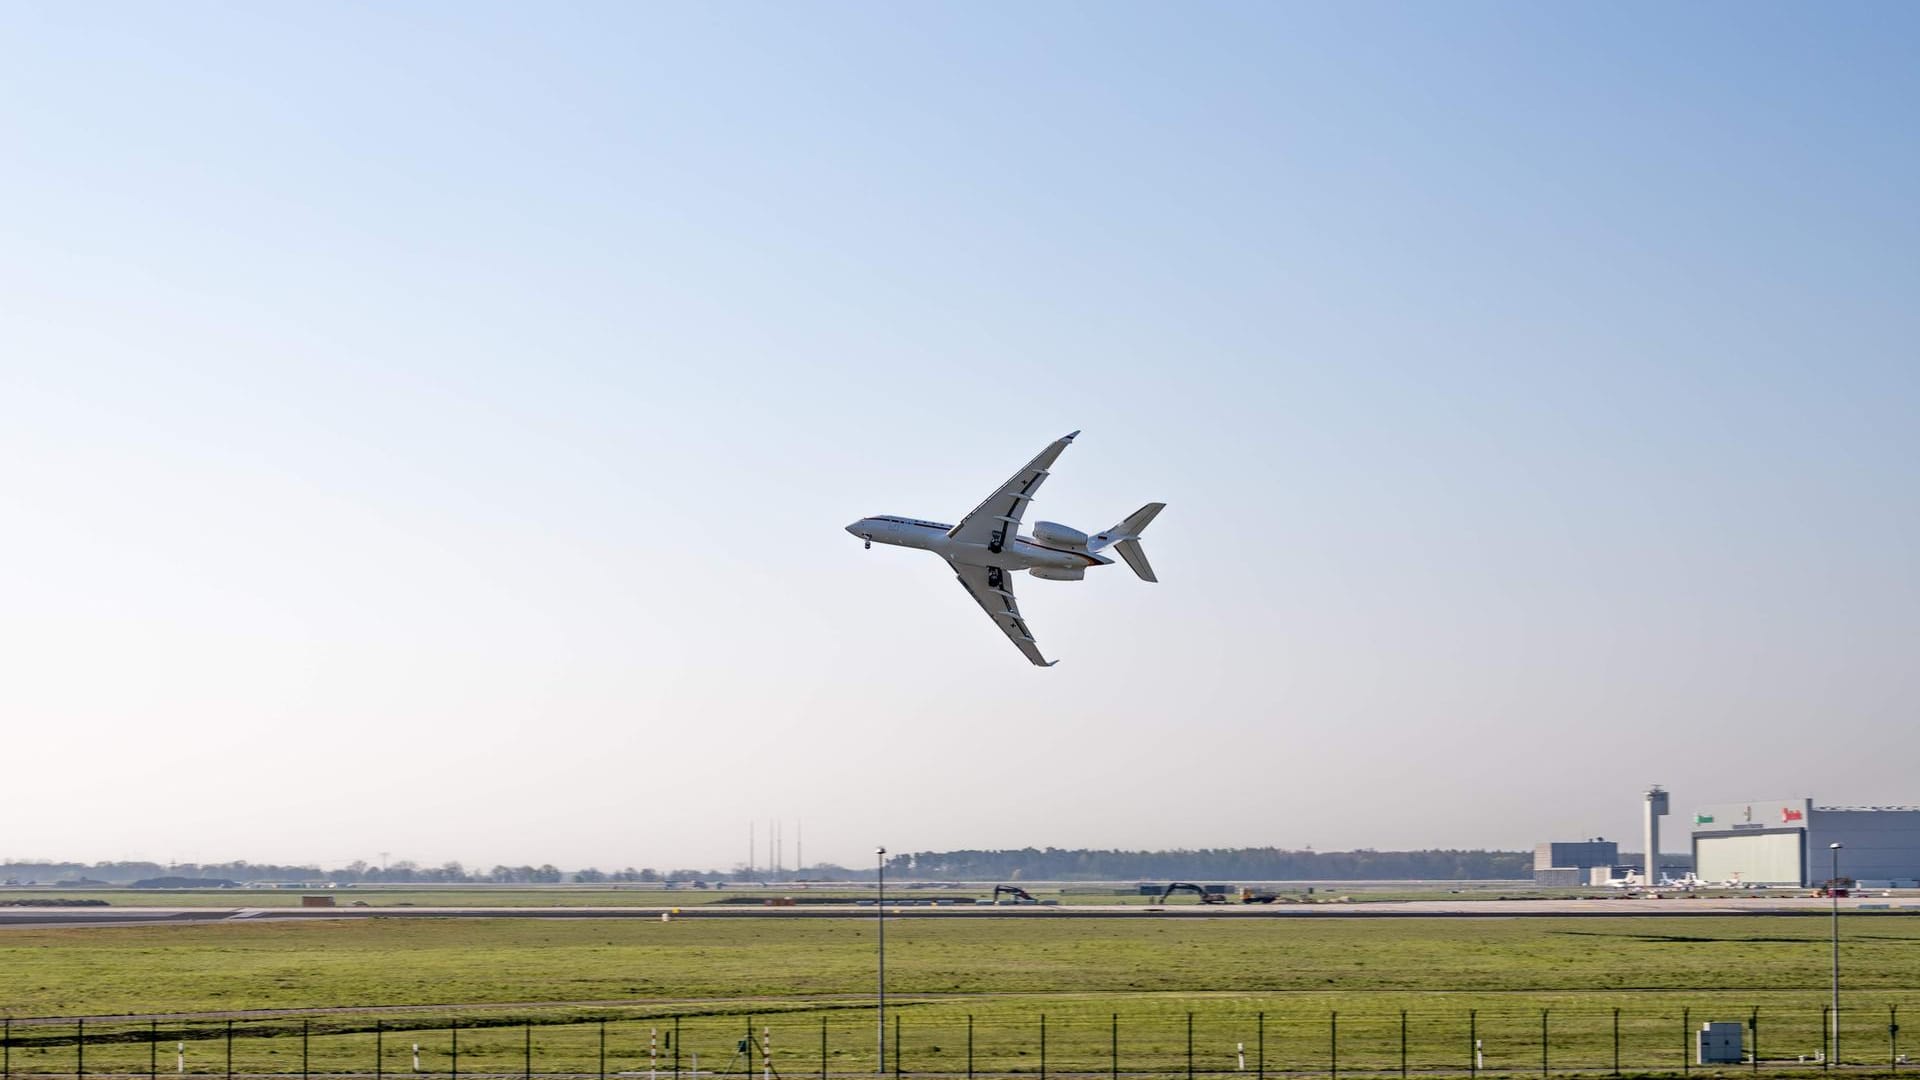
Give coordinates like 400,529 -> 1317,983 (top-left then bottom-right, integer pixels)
876,846 -> 887,1075
1830,842 -> 1843,1064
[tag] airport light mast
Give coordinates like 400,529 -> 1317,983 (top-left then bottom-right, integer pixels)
876,846 -> 887,1075
1830,842 -> 1843,1065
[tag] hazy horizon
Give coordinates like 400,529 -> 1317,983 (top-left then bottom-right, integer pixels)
4,4 -> 1915,872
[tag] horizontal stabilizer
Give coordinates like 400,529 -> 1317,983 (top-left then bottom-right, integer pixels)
1089,501 -> 1164,582
1113,538 -> 1156,583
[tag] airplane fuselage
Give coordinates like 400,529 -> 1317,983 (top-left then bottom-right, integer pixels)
846,516 -> 1111,573
844,429 -> 1161,666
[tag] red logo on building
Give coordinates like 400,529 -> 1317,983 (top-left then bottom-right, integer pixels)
1782,808 -> 1804,823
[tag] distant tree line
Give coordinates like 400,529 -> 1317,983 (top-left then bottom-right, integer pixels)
4,847 -> 1528,886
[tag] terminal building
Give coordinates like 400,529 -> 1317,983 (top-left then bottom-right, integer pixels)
1691,799 -> 1920,887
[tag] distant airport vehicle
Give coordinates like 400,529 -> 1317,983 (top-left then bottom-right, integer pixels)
847,430 -> 1165,666
992,885 -> 1039,904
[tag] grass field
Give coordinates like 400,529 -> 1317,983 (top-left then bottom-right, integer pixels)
4,914 -> 1919,1075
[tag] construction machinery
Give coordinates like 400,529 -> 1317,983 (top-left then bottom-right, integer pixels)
1158,882 -> 1230,905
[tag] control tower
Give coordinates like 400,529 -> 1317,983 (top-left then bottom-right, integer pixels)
1643,785 -> 1670,885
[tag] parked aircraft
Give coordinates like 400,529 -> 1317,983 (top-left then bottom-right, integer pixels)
846,431 -> 1164,666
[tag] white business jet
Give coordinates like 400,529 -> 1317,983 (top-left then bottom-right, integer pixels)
846,431 -> 1164,666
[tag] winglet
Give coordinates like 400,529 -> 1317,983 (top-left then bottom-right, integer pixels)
1064,430 -> 1080,441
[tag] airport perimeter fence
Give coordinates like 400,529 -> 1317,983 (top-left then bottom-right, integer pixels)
1,1004 -> 1915,1080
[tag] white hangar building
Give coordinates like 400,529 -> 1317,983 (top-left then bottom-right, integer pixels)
1690,798 -> 1920,887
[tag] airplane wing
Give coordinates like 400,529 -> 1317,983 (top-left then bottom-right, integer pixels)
946,431 -> 1079,552
950,561 -> 1055,667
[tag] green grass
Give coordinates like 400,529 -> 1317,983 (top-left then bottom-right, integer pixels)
4,915 -> 1917,1075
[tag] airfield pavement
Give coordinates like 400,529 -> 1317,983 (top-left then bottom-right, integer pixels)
3,894 -> 1915,928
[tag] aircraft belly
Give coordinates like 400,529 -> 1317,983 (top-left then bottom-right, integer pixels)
939,539 -> 1031,570
1009,541 -> 1082,570
940,536 -> 1096,571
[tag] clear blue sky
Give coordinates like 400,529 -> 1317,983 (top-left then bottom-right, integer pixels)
3,3 -> 1915,871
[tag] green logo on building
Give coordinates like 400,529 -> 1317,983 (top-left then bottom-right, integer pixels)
1694,814 -> 1714,824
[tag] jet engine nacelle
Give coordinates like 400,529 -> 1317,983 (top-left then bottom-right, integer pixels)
1032,521 -> 1088,549
1029,566 -> 1085,581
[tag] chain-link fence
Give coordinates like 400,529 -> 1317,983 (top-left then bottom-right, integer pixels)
1,1003 -> 1912,1079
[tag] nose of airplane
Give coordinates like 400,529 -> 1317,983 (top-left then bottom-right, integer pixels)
845,520 -> 864,536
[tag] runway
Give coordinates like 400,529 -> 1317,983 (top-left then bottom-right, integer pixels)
4,896 -> 1916,928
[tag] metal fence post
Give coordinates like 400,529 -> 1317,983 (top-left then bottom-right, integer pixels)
1401,1010 -> 1409,1079
1469,1010 -> 1477,1080
1110,1015 -> 1117,1080
894,1014 -> 901,1079
225,1020 -> 233,1080
1612,1009 -> 1620,1077
1892,1005 -> 1901,1070
1540,1010 -> 1548,1078
675,1017 -> 681,1080
1330,1011 -> 1338,1080
1039,1014 -> 1046,1080
1258,1013 -> 1264,1080
452,1020 -> 459,1080
1749,1008 -> 1758,1074
303,1019 -> 310,1080
1683,1007 -> 1691,1075
152,1020 -> 159,1080
1823,1007 -> 1830,1072
822,1016 -> 829,1080
966,1016 -> 973,1080
1186,1013 -> 1193,1080
524,1023 -> 532,1080
77,1018 -> 85,1080
4,1016 -> 9,1080
377,1021 -> 384,1080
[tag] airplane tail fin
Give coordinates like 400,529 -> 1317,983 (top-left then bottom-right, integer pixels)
1089,502 -> 1164,582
